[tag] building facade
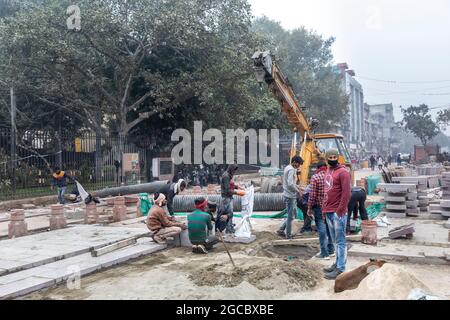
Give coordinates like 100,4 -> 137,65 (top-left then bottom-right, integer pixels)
364,103 -> 398,157
334,63 -> 365,158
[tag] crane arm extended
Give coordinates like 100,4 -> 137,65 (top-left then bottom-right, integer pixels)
252,51 -> 315,140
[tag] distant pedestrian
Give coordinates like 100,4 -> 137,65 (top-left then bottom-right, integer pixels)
388,154 -> 392,166
397,153 -> 402,166
369,155 -> 376,171
51,168 -> 74,205
377,156 -> 384,170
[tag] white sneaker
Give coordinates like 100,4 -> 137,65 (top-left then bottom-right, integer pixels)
329,253 -> 336,258
314,253 -> 331,260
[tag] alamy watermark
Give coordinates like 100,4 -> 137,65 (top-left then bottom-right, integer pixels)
67,5 -> 81,31
171,122 -> 280,168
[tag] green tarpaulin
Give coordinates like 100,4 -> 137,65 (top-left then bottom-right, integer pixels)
367,175 -> 382,196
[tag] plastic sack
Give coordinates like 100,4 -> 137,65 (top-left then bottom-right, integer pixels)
407,288 -> 443,300
75,181 -> 90,202
235,185 -> 254,238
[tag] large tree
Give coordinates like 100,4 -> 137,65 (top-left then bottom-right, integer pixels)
0,0 -> 259,143
401,104 -> 440,146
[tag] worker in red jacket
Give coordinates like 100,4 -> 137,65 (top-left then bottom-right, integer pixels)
321,149 -> 351,280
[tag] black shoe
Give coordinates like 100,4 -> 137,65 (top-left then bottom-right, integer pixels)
286,235 -> 293,240
323,263 -> 336,273
324,269 -> 344,280
277,230 -> 286,238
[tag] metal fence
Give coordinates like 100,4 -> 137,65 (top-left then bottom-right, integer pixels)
0,129 -> 148,201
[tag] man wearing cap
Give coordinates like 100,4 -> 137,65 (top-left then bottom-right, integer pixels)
322,149 -> 351,280
188,198 -> 218,254
146,193 -> 186,244
277,155 -> 304,239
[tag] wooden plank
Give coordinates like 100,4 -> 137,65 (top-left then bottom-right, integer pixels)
91,238 -> 137,257
272,234 -> 362,246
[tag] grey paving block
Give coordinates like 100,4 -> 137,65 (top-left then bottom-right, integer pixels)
0,266 -> 56,285
445,219 -> 450,229
406,200 -> 419,207
0,276 -> 56,300
440,201 -> 450,208
442,211 -> 450,218
384,212 -> 407,219
385,196 -> 407,203
386,204 -> 407,210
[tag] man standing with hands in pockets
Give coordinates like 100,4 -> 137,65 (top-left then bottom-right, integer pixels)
321,149 -> 351,280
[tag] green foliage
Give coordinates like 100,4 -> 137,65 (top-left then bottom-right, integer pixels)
401,104 -> 440,146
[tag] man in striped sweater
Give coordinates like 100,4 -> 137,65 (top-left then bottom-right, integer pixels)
188,198 -> 218,254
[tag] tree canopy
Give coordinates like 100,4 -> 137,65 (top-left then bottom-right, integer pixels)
0,1 -> 349,150
401,104 -> 440,146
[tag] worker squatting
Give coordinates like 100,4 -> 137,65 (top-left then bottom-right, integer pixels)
144,148 -> 366,281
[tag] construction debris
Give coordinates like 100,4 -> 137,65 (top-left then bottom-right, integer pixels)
389,224 -> 415,240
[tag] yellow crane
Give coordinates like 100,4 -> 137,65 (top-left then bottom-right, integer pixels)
252,51 -> 353,185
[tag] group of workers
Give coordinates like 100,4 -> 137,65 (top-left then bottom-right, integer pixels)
278,148 -> 368,280
145,164 -> 242,254
52,150 -> 367,279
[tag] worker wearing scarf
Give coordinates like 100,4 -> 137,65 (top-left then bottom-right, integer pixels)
147,193 -> 186,244
188,197 -> 218,254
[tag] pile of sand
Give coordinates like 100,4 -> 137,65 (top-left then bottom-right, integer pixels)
336,263 -> 431,300
188,255 -> 321,293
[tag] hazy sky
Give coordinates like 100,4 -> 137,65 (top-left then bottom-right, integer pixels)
248,0 -> 450,126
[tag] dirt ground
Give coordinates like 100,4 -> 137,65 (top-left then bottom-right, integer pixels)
22,219 -> 450,300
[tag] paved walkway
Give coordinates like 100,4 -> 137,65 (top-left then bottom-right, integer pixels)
0,225 -> 166,299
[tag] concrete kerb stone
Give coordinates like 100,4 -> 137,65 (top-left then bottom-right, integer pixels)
8,210 -> 28,239
49,204 -> 67,230
113,197 -> 127,222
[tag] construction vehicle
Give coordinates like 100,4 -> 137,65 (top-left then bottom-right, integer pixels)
252,51 -> 353,185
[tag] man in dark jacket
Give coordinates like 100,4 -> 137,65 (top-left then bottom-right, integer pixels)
220,164 -> 239,234
346,187 -> 368,234
51,168 -> 74,204
159,179 -> 187,216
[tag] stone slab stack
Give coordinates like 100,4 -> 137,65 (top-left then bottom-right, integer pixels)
391,177 -> 420,216
442,172 -> 450,200
440,200 -> 450,218
417,166 -> 442,176
378,183 -> 417,218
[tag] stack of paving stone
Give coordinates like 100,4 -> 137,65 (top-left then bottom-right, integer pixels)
390,177 -> 422,216
378,183 -> 418,218
429,200 -> 450,219
441,172 -> 450,200
417,166 -> 442,176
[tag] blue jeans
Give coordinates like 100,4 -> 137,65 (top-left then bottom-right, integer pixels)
221,197 -> 234,233
313,207 -> 334,257
325,212 -> 347,272
280,197 -> 297,237
57,187 -> 67,204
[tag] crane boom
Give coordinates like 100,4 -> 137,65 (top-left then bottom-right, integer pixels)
252,51 -> 314,140
252,50 -> 353,185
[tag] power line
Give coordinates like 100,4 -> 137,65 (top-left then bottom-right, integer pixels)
357,75 -> 450,84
